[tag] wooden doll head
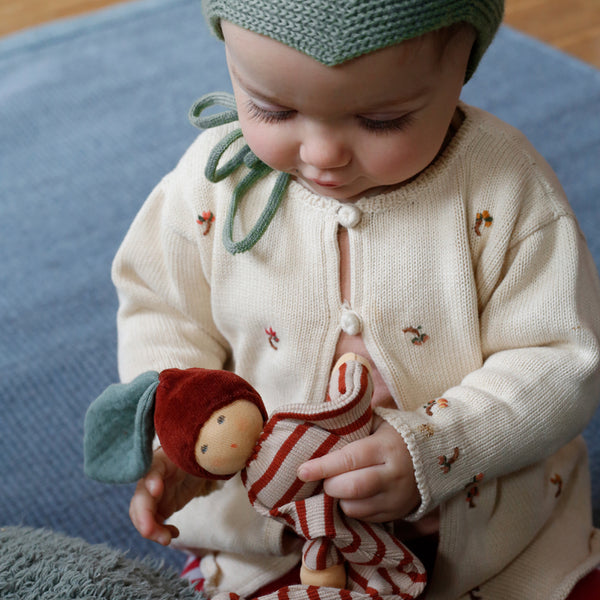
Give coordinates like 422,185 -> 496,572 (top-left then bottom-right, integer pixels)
154,368 -> 267,479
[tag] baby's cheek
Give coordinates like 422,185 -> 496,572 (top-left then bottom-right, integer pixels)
244,129 -> 291,172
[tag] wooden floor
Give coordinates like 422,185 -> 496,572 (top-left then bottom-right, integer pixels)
1,0 -> 600,69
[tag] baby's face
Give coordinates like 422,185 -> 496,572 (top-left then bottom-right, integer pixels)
194,399 -> 264,475
222,21 -> 474,201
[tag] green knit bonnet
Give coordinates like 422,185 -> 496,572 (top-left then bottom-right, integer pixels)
202,0 -> 504,81
193,1 -> 504,254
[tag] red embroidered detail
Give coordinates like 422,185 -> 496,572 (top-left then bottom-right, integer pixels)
196,211 -> 215,235
474,211 -> 493,236
465,473 -> 484,508
439,447 -> 460,474
551,473 -> 563,497
403,326 -> 429,345
265,327 -> 279,350
424,398 -> 448,416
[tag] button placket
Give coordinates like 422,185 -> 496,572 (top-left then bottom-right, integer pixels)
336,204 -> 362,229
340,303 -> 362,336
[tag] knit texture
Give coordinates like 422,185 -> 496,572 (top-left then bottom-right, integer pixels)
202,0 -> 504,79
0,526 -> 205,600
241,357 -> 426,599
112,105 -> 600,597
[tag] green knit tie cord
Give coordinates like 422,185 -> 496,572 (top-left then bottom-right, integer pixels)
189,93 -> 291,255
192,1 -> 504,253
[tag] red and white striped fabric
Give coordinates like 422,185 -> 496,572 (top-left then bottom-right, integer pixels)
236,357 -> 426,600
218,584 -> 417,600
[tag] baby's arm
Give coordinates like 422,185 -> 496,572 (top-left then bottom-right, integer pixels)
112,137 -> 235,543
298,415 -> 419,522
112,174 -> 228,381
389,213 -> 599,521
304,202 -> 600,524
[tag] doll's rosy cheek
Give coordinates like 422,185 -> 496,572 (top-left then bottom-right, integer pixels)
193,399 -> 264,475
194,441 -> 226,471
206,455 -> 225,469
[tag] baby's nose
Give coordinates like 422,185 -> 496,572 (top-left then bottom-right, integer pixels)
299,126 -> 351,169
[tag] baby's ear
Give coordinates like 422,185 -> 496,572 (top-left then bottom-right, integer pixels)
84,371 -> 160,483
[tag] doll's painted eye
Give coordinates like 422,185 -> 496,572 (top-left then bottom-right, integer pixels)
201,444 -> 208,454
217,415 -> 225,425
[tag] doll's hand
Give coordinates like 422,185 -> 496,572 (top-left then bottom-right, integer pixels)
297,417 -> 420,522
129,448 -> 210,546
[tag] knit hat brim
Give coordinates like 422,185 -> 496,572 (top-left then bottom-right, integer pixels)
203,0 -> 504,81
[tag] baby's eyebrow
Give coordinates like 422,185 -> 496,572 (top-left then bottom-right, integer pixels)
357,86 -> 431,112
230,64 -> 291,107
231,62 -> 430,113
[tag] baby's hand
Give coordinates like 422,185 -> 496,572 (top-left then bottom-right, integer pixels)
297,417 -> 419,522
129,448 -> 209,546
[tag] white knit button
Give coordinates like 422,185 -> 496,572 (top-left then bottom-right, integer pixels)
337,204 -> 362,228
340,309 -> 362,336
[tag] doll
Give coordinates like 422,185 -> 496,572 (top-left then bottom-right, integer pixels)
84,354 -> 426,599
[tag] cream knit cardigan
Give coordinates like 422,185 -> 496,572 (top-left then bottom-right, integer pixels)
112,104 -> 600,599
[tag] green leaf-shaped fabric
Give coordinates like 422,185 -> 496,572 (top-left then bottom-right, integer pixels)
84,371 -> 159,484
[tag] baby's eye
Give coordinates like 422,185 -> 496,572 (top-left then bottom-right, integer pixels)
357,113 -> 415,134
246,100 -> 295,124
217,415 -> 225,425
201,444 -> 208,454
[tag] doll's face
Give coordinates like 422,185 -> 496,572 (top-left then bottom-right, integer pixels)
194,399 -> 264,475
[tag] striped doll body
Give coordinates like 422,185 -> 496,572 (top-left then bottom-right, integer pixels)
237,357 -> 426,600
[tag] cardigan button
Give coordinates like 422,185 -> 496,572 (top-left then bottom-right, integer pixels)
340,308 -> 362,336
337,204 -> 362,228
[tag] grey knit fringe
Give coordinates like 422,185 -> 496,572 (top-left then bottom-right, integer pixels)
0,526 -> 207,600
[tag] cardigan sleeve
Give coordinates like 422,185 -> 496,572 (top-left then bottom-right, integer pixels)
112,135 -> 230,382
378,204 -> 600,521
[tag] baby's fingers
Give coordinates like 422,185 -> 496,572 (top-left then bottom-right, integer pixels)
297,439 -> 380,482
130,474 -> 176,545
144,464 -> 167,498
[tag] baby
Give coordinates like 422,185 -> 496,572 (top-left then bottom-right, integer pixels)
112,0 -> 600,598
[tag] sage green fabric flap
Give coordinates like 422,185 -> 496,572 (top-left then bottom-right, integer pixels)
84,371 -> 160,484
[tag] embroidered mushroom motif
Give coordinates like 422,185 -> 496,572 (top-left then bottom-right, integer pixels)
424,398 -> 448,416
403,326 -> 429,345
474,211 -> 493,236
465,473 -> 484,508
265,327 -> 279,350
197,211 -> 215,235
439,447 -> 460,474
